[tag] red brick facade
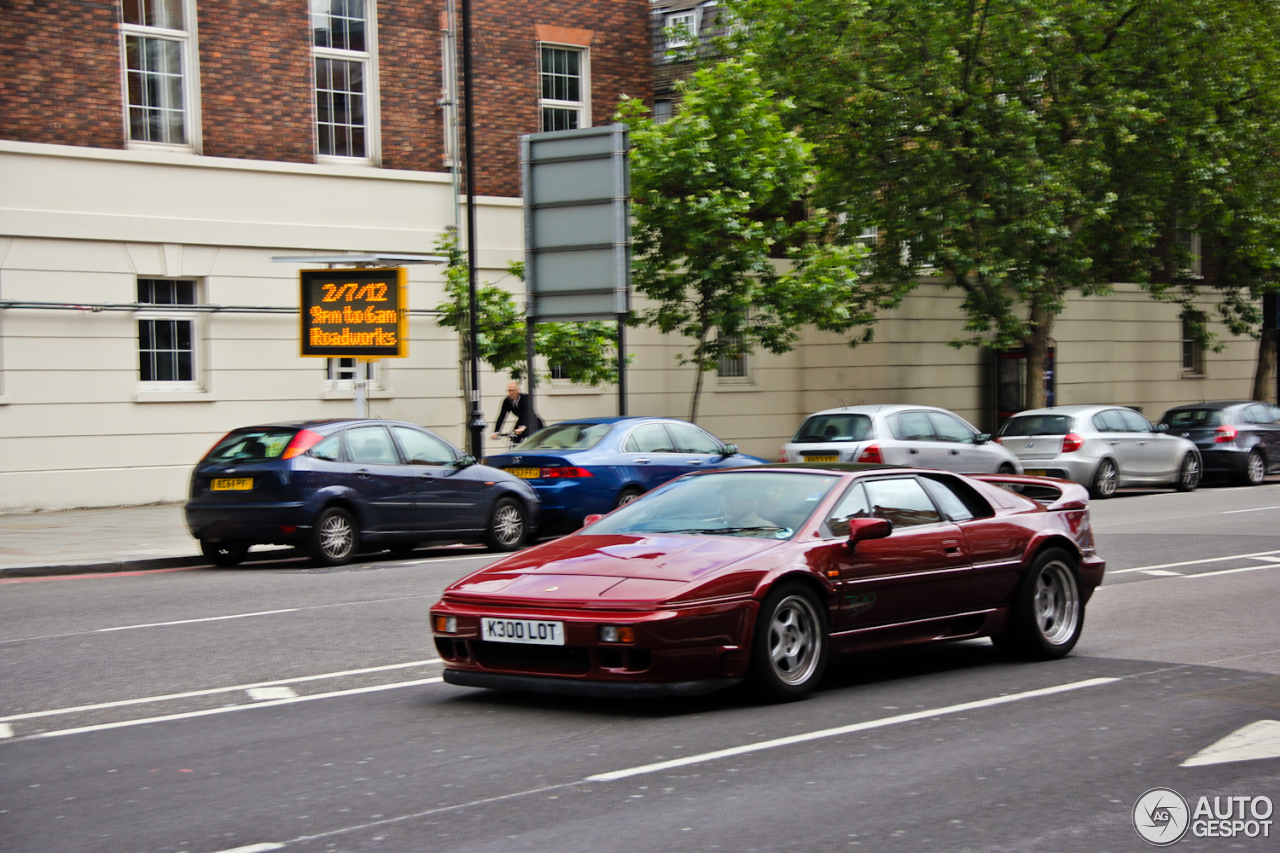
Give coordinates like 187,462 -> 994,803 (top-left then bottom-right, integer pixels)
0,0 -> 652,197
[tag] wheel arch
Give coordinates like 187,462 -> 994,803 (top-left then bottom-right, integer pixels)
753,570 -> 837,625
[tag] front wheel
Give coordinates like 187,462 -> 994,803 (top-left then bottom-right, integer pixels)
1241,450 -> 1266,486
993,548 -> 1084,660
308,506 -> 359,566
201,540 -> 249,567
748,583 -> 828,701
1090,458 -> 1118,499
485,497 -> 527,552
996,462 -> 1017,475
1175,453 -> 1201,492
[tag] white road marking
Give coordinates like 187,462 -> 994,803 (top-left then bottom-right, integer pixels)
22,677 -> 444,740
1109,549 -> 1280,574
1142,570 -> 1183,577
1182,719 -> 1280,767
0,659 -> 442,723
246,686 -> 298,701
0,724 -> 12,739
1220,505 -> 1280,514
95,609 -> 299,632
209,845 -> 286,853
587,677 -> 1120,782
1185,564 -> 1278,579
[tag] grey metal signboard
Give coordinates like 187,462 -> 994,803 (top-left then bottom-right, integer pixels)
521,124 -> 631,322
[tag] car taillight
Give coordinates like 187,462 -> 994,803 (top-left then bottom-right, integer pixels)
282,429 -> 325,459
1215,425 -> 1238,444
541,466 -> 594,478
857,444 -> 883,463
1061,433 -> 1085,453
777,447 -> 788,462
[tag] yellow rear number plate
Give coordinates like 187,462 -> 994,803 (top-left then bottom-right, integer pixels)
506,468 -> 541,479
804,455 -> 839,463
212,478 -> 253,491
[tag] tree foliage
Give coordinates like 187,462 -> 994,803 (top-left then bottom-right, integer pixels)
730,0 -> 1280,406
432,232 -> 623,387
619,58 -> 891,421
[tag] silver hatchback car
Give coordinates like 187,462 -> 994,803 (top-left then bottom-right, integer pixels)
996,405 -> 1202,498
779,404 -> 1023,474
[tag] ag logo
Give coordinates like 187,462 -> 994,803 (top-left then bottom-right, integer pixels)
1134,787 -> 1190,845
843,592 -> 876,616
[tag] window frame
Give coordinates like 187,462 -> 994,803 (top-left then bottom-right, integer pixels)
119,0 -> 201,152
311,0 -> 380,165
135,277 -> 202,391
1181,316 -> 1206,375
538,43 -> 590,133
664,11 -> 698,50
325,357 -> 380,391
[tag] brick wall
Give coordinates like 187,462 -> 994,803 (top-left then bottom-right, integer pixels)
0,0 -> 125,149
0,0 -> 652,197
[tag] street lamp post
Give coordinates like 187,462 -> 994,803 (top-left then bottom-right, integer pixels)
461,0 -> 486,457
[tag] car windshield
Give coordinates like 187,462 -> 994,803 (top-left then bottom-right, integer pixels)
205,428 -> 297,461
585,471 -> 841,539
515,422 -> 613,452
792,413 -> 873,443
1000,415 -> 1074,437
1163,408 -> 1226,428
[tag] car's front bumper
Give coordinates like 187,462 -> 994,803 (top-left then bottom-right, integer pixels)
442,669 -> 741,698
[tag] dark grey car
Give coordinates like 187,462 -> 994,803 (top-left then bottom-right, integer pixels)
1159,401 -> 1280,485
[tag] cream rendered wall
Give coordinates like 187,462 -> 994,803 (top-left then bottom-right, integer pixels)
0,141 -> 1264,511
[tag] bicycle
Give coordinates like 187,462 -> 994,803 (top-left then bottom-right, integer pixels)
494,431 -> 525,451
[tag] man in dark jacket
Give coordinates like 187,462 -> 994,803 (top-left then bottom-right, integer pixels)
492,382 -> 542,441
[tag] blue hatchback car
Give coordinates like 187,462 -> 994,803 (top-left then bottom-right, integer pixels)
185,419 -> 539,567
481,416 -> 767,531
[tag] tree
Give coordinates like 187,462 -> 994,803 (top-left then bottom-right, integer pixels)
731,0 -> 1280,408
618,58 -> 889,422
432,232 -> 624,407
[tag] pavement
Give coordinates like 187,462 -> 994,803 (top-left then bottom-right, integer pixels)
0,504 -> 206,577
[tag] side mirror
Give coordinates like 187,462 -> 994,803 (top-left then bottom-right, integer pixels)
455,455 -> 477,468
974,432 -> 991,444
721,443 -> 738,457
1155,423 -> 1169,433
846,517 -> 892,549
583,513 -> 605,526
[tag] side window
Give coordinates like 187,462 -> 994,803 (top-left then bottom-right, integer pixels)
863,478 -> 942,528
392,426 -> 455,465
894,411 -> 937,442
667,423 -> 722,454
310,433 -> 344,462
346,425 -> 400,465
1244,405 -> 1272,425
920,476 -> 992,522
1119,409 -> 1153,433
624,423 -> 676,453
1093,410 -> 1127,433
928,412 -> 976,444
827,483 -> 871,537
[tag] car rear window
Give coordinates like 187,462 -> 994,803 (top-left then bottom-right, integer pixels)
205,429 -> 297,461
1163,408 -> 1225,428
517,422 -> 613,451
792,413 -> 873,443
1000,415 -> 1073,437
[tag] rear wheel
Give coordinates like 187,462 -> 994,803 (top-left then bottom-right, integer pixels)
485,497 -> 527,552
748,583 -> 828,701
996,463 -> 1017,475
200,540 -> 249,567
308,506 -> 359,566
614,487 -> 644,508
1242,450 -> 1267,486
1090,458 -> 1118,499
1175,453 -> 1201,492
993,548 -> 1083,660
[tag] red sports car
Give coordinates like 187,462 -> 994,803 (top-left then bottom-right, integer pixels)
430,464 -> 1105,701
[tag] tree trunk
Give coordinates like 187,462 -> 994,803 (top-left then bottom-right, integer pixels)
688,325 -> 711,423
1024,303 -> 1055,411
1253,327 -> 1278,404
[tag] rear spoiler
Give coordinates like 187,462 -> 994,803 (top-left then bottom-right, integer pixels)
972,474 -> 1090,511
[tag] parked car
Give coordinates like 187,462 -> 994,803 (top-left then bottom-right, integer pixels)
1158,400 -> 1280,485
996,405 -> 1201,498
185,419 -> 540,567
778,404 -> 1022,474
481,416 -> 767,531
430,464 -> 1105,700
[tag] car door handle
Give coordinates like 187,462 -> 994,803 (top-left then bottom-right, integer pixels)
687,459 -> 703,466
908,448 -> 919,455
943,539 -> 962,555
355,468 -> 372,478
634,457 -> 651,464
949,449 -> 960,455
1109,440 -> 1119,445
419,474 -> 435,482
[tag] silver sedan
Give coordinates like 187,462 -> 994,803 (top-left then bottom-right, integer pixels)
996,405 -> 1202,498
779,404 -> 1023,474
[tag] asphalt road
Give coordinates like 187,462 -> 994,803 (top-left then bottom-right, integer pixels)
2,483 -> 1279,852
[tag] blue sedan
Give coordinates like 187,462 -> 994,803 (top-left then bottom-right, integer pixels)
482,416 -> 767,531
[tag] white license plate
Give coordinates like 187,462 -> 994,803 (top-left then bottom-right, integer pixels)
481,617 -> 565,646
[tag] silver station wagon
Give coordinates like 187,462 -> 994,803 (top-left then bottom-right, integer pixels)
779,404 -> 1023,474
996,405 -> 1202,498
